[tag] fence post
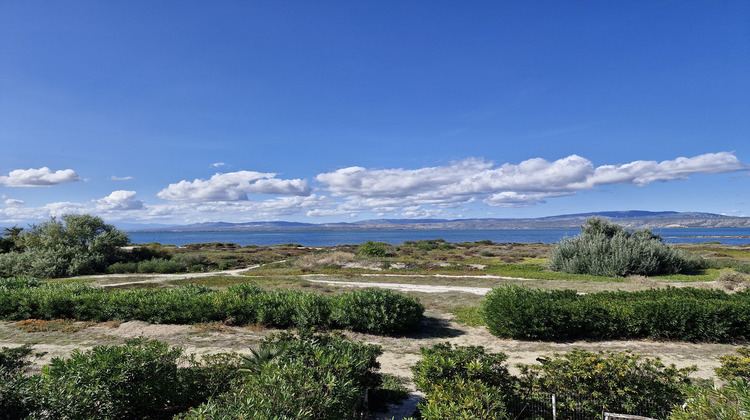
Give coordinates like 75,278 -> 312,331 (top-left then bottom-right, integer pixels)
552,394 -> 556,420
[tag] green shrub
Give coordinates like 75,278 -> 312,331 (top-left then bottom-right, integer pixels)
0,281 -> 424,335
0,344 -> 40,420
0,276 -> 41,289
549,217 -> 700,277
716,347 -> 750,381
136,257 -> 185,273
358,240 -> 388,258
330,288 -> 424,334
481,285 -> 579,340
412,343 -> 513,419
669,379 -> 750,420
412,343 -> 515,394
106,261 -> 138,273
177,332 -> 383,420
518,349 -> 694,419
36,339 -> 184,419
481,285 -> 750,342
417,379 -> 508,420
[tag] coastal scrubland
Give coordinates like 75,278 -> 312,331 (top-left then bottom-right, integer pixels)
2,215 -> 750,418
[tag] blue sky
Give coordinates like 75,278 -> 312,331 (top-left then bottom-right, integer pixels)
1,1 -> 749,227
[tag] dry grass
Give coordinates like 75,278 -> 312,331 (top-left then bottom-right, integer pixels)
15,319 -> 94,333
193,322 -> 235,334
716,270 -> 750,292
295,251 -> 357,269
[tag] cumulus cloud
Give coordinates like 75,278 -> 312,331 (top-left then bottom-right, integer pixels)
157,171 -> 311,202
316,152 -> 748,209
94,190 -> 144,211
108,175 -> 134,181
0,167 -> 81,187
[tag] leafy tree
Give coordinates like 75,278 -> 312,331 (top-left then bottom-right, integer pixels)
0,226 -> 23,253
0,214 -> 129,278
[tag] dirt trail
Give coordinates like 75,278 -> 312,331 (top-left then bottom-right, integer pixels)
28,268 -> 732,419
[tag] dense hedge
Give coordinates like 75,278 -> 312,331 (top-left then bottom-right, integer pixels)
0,277 -> 424,335
481,285 -> 750,342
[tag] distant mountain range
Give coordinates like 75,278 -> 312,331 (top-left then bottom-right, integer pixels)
127,211 -> 750,232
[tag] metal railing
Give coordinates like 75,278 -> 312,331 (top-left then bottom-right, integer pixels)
505,393 -> 667,420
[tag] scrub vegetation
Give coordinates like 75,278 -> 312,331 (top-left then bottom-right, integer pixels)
3,215 -> 750,418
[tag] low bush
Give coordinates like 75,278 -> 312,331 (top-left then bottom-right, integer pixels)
669,379 -> 750,420
3,339 -> 242,420
358,240 -> 389,258
518,349 -> 694,419
330,288 -> 424,334
482,285 -> 750,342
177,331 -> 383,420
549,217 -> 703,277
0,344 -> 41,420
715,347 -> 750,381
36,339 -> 185,419
417,379 -> 508,420
412,342 -> 514,394
136,257 -> 185,273
0,280 -> 424,335
412,343 -> 514,419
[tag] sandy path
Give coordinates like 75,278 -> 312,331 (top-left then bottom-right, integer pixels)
302,277 -> 493,295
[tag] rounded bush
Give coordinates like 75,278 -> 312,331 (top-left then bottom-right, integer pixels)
330,288 -> 424,334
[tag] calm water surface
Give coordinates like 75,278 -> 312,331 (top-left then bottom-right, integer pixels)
128,228 -> 750,247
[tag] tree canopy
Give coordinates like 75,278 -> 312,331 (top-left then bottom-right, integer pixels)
0,214 -> 130,278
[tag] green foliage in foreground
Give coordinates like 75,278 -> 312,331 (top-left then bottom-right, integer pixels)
519,349 -> 694,419
0,344 -> 40,420
412,343 -> 514,419
669,379 -> 750,420
716,347 -> 750,382
549,217 -> 705,277
481,285 -> 750,342
409,343 -> 693,420
1,339 -> 242,420
0,277 -> 424,335
176,331 -> 384,420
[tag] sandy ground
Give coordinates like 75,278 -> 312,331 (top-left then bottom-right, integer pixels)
3,271 -> 742,419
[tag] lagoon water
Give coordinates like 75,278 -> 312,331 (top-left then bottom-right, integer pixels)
128,228 -> 750,247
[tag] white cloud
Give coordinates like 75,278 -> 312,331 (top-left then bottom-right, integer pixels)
586,152 -> 748,187
3,199 -> 24,206
0,167 -> 81,187
211,162 -> 226,168
94,190 -> 144,211
1,152 -> 747,224
315,152 -> 748,211
157,171 -> 311,202
109,175 -> 134,181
